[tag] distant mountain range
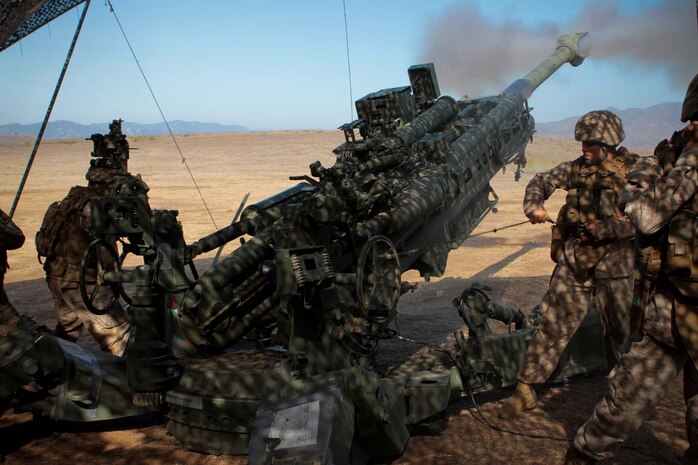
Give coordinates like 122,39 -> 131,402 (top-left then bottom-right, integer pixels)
0,103 -> 684,150
0,120 -> 247,139
535,102 -> 684,150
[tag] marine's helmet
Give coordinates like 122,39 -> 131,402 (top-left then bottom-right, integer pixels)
681,73 -> 698,122
574,110 -> 625,146
85,166 -> 117,184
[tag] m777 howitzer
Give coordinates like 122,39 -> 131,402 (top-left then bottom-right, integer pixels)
0,33 -> 606,464
177,32 -> 592,353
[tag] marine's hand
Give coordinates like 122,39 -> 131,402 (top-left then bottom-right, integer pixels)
584,220 -> 599,239
528,209 -> 551,224
682,121 -> 698,148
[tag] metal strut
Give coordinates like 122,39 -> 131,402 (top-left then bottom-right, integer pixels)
10,0 -> 92,218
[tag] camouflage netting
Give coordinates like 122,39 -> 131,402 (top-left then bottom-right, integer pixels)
0,0 -> 86,53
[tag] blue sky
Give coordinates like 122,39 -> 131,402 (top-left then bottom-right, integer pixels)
0,0 -> 695,130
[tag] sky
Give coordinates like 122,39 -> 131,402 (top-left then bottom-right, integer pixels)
0,0 -> 696,131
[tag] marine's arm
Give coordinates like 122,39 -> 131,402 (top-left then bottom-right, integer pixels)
587,216 -> 635,241
586,152 -> 640,241
0,209 -> 25,251
523,160 -> 575,223
621,145 -> 698,235
79,201 -> 93,232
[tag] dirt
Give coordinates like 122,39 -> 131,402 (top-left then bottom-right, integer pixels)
0,132 -> 684,464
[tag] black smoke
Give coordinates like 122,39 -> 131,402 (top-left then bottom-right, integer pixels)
421,0 -> 697,97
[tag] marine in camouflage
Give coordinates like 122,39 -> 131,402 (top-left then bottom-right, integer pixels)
41,178 -> 130,355
519,148 -> 638,385
570,75 -> 698,463
0,208 -> 27,337
85,166 -> 118,184
498,111 -> 638,419
573,288 -> 698,463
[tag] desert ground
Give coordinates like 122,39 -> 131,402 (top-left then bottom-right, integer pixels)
0,131 -> 687,465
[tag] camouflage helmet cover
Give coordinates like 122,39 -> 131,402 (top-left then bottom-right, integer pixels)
574,110 -> 625,146
85,166 -> 117,183
681,73 -> 698,122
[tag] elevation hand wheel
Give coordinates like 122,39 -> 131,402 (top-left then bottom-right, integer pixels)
79,239 -> 126,315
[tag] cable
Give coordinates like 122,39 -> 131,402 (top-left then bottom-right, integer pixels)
106,0 -> 219,230
462,377 -> 570,443
342,0 -> 355,121
388,334 -> 572,442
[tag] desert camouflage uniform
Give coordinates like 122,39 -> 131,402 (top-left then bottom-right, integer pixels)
0,208 -> 27,337
519,148 -> 637,384
43,186 -> 130,355
573,143 -> 698,463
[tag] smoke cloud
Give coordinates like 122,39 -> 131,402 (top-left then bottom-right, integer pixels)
421,0 -> 697,97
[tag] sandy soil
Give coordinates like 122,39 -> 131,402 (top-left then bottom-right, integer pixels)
0,132 -> 684,465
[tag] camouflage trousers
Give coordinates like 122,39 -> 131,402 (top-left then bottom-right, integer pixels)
518,260 -> 633,384
0,300 -> 27,337
573,287 -> 698,462
47,276 -> 130,356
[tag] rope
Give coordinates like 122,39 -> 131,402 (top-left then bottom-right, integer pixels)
106,0 -> 219,230
10,0 -> 92,218
469,219 -> 532,237
342,0 -> 355,121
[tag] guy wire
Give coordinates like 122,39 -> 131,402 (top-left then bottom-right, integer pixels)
10,0 -> 91,217
106,0 -> 218,230
342,0 -> 355,121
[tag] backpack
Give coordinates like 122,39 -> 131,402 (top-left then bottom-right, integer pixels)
35,187 -> 94,262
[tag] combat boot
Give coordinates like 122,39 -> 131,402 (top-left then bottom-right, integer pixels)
563,446 -> 597,464
496,381 -> 537,419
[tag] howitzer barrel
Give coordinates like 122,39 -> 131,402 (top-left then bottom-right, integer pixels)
395,96 -> 458,146
503,32 -> 591,99
451,92 -> 530,169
